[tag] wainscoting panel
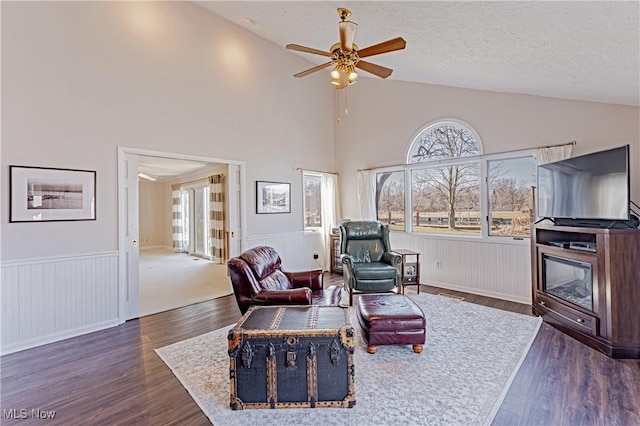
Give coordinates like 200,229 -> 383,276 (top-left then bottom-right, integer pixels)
245,232 -> 324,271
390,234 -> 532,304
1,252 -> 119,355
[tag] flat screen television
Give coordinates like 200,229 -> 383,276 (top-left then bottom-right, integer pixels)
537,145 -> 630,223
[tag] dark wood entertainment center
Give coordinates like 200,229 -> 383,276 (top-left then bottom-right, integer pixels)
532,224 -> 640,358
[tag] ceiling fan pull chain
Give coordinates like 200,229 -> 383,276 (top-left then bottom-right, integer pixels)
336,89 -> 341,123
345,88 -> 349,115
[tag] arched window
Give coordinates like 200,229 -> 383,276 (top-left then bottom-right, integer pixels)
375,119 -> 536,238
406,120 -> 483,235
407,120 -> 483,163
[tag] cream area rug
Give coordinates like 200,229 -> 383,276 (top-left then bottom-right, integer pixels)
155,293 -> 542,426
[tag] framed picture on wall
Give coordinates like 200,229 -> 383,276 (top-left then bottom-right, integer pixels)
256,181 -> 290,214
9,165 -> 97,222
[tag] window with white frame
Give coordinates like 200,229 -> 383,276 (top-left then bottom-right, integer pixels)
487,156 -> 537,237
303,172 -> 322,231
376,171 -> 405,231
408,120 -> 483,235
372,119 -> 537,239
180,183 -> 211,257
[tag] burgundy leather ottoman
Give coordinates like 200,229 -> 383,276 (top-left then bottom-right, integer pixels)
356,294 -> 426,354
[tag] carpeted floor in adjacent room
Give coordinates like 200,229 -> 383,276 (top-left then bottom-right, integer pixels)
139,248 -> 232,317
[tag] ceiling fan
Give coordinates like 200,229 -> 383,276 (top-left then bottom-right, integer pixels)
286,8 -> 406,89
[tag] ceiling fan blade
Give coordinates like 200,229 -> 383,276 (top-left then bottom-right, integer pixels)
293,62 -> 334,78
357,37 -> 406,59
286,44 -> 332,57
339,21 -> 358,52
355,60 -> 394,79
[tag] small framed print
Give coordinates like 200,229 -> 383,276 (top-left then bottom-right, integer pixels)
10,166 -> 96,222
256,181 -> 290,214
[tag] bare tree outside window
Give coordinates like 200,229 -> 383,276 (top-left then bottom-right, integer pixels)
488,157 -> 537,237
376,171 -> 404,231
304,174 -> 322,229
408,122 -> 482,234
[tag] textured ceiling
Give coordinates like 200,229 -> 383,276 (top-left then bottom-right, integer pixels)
196,1 -> 640,106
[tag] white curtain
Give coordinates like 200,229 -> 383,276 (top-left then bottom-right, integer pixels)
356,169 -> 376,220
209,174 -> 225,264
533,142 -> 574,220
533,143 -> 573,164
321,173 -> 340,271
171,184 -> 186,253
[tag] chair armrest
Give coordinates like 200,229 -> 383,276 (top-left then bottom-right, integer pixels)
285,269 -> 323,292
383,251 -> 402,268
340,253 -> 354,268
340,254 -> 355,286
253,288 -> 312,305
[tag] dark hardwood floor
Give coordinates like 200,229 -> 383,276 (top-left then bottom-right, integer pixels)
1,273 -> 638,425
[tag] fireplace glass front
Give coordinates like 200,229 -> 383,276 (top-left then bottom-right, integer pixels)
542,254 -> 593,311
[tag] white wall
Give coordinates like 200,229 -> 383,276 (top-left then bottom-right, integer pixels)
139,181 -> 164,248
0,1 -> 334,353
335,77 -> 639,302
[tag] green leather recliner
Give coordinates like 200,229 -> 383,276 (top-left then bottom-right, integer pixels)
339,220 -> 401,306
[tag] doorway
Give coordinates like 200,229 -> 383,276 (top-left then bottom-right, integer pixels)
117,147 -> 246,321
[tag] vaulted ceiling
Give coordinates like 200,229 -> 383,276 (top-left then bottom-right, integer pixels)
196,1 -> 640,107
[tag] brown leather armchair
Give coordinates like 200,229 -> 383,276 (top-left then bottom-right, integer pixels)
227,246 -> 343,314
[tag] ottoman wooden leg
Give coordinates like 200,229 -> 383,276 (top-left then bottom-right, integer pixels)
367,345 -> 378,354
412,345 -> 423,354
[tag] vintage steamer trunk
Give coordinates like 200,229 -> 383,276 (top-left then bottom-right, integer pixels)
228,305 -> 356,410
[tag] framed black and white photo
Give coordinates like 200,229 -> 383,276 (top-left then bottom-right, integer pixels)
256,181 -> 290,214
10,166 -> 96,222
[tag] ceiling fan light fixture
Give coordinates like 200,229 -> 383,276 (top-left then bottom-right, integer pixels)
347,64 -> 358,82
286,8 -> 406,90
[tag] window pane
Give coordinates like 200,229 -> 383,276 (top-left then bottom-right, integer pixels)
411,164 -> 481,235
376,171 -> 405,231
181,191 -> 189,248
488,157 -> 537,237
409,122 -> 481,163
304,174 -> 322,229
194,188 -> 205,254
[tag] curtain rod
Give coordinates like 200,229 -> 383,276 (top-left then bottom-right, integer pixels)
356,140 -> 576,172
296,167 -> 339,175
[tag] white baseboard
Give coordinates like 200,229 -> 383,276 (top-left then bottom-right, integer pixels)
424,280 -> 532,306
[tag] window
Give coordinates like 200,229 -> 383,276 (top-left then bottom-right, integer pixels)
303,172 -> 322,231
181,185 -> 210,258
371,119 -> 537,239
411,164 -> 481,235
408,120 -> 482,235
488,157 -> 537,237
376,171 -> 405,231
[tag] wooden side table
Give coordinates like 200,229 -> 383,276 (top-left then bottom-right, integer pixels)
394,249 -> 420,294
330,234 -> 343,274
